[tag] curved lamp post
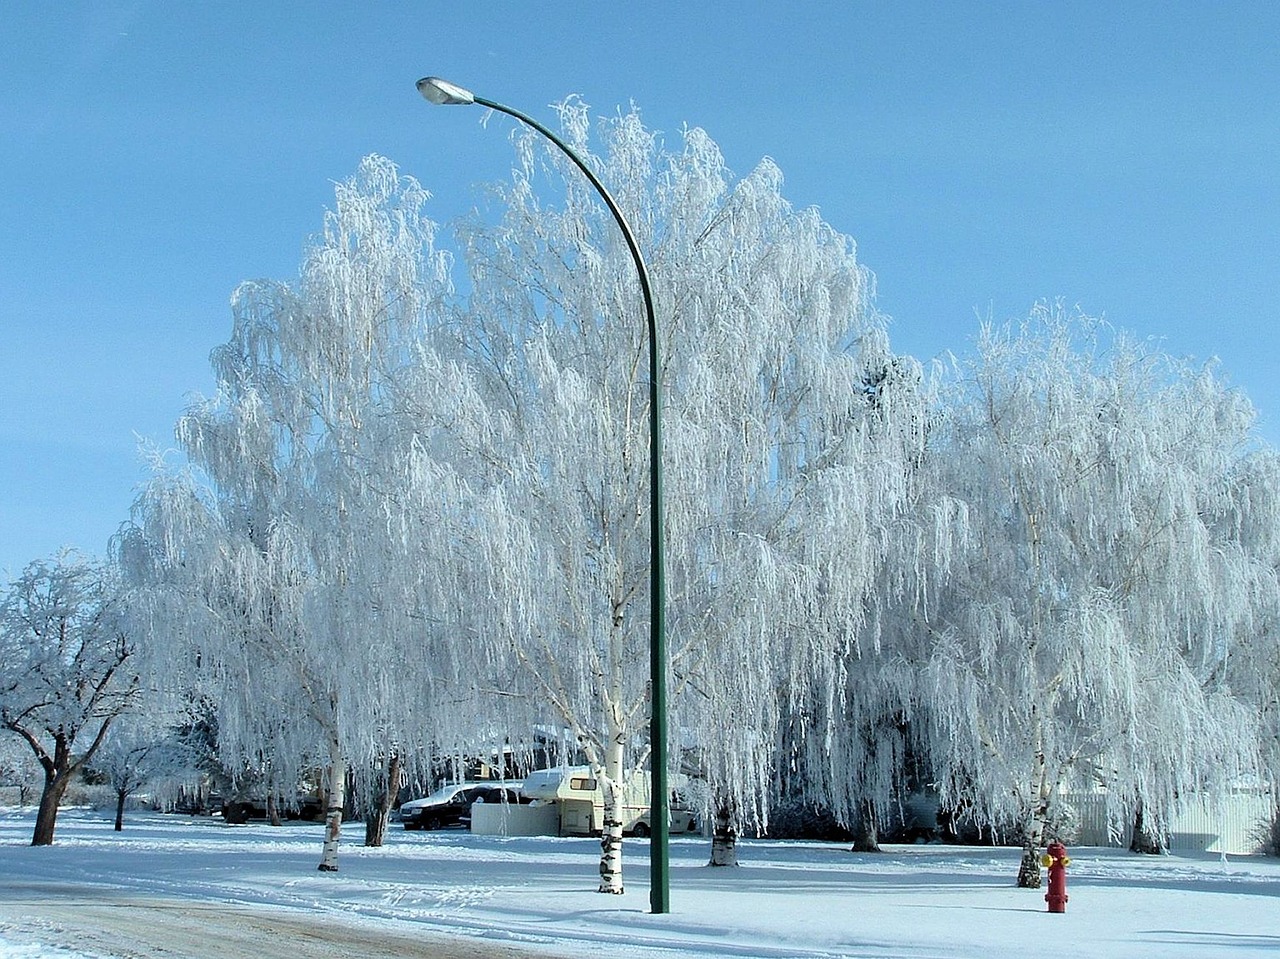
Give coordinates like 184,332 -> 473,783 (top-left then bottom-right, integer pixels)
416,76 -> 670,915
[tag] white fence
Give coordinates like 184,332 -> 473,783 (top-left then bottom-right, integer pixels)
1068,790 -> 1274,855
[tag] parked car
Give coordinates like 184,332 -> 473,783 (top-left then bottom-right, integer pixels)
399,782 -> 527,831
220,792 -> 325,824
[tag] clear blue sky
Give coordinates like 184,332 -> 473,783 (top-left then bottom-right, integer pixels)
2,2 -> 1277,581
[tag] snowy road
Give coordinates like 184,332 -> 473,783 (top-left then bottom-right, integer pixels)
4,809 -> 1280,958
0,884 -> 567,959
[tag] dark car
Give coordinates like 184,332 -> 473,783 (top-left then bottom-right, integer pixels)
399,782 -> 526,831
220,793 -> 325,824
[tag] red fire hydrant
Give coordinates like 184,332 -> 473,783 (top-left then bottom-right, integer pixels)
1040,841 -> 1070,913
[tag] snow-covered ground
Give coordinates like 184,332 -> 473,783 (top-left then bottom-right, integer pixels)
3,808 -> 1280,958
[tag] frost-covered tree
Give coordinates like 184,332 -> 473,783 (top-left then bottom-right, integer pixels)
777,353 -> 937,852
412,99 -> 916,887
122,156 -> 458,871
664,191 -> 930,861
414,105 -> 739,891
1214,448 -> 1280,816
87,715 -> 198,831
919,308 -> 1260,886
122,466 -> 332,823
0,728 -> 44,806
0,553 -> 140,845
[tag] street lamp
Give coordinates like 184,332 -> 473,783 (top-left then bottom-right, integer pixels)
416,76 -> 670,915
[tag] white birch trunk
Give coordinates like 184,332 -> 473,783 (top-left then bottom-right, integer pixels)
597,736 -> 626,894
1017,708 -> 1049,889
317,739 -> 346,873
709,800 -> 738,867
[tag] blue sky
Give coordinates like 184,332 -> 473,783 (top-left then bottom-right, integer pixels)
2,2 -> 1277,580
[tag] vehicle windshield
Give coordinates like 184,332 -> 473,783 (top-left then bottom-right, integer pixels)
414,783 -> 470,804
409,781 -> 521,805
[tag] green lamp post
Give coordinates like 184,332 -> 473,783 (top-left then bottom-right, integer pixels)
416,76 -> 670,915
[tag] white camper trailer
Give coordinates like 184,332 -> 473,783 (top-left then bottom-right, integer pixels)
519,766 -> 698,837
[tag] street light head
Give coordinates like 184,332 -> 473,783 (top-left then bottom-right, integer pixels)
416,77 -> 475,106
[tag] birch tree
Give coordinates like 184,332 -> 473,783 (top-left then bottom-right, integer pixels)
920,308 -> 1260,886
419,105 -> 702,892
121,466 -> 330,828
413,100 -> 912,888
0,553 -> 140,845
123,155 -> 458,871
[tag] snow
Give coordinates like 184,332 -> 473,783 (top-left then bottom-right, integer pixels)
2,809 -> 1279,958
0,941 -> 85,959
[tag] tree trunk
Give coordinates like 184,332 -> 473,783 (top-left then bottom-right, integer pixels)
851,800 -> 881,853
32,768 -> 72,846
1017,709 -> 1049,888
317,743 -> 346,872
266,792 -> 283,827
1016,836 -> 1043,888
708,801 -> 738,867
597,740 -> 626,894
364,753 -> 401,848
266,762 -> 285,826
114,789 -> 127,832
1129,800 -> 1165,854
1016,794 -> 1048,888
363,807 -> 385,848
